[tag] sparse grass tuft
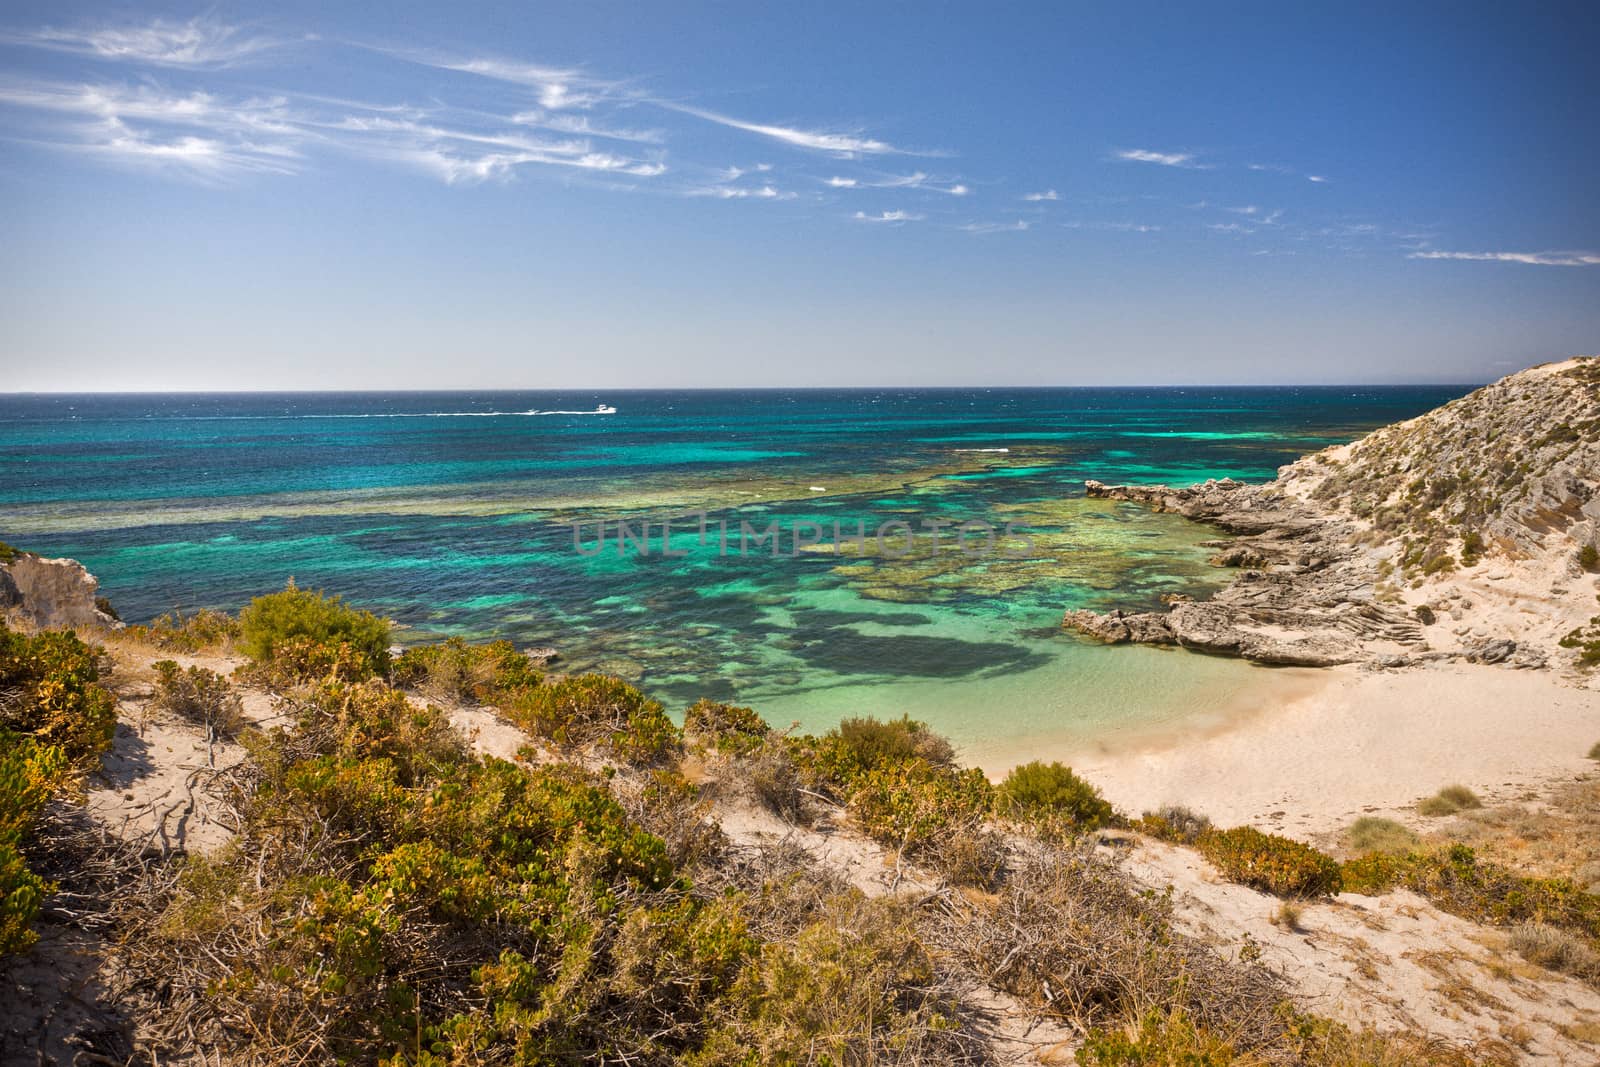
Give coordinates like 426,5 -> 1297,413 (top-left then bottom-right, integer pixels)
1588,740 -> 1600,761
1510,923 -> 1600,981
1272,901 -> 1304,931
1417,784 -> 1482,817
1346,816 -> 1420,855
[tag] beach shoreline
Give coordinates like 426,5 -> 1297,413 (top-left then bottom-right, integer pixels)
1051,658 -> 1599,840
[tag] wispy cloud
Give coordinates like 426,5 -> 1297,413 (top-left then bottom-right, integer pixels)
663,102 -> 905,156
871,171 -> 967,195
1022,189 -> 1058,201
1113,148 -> 1202,168
0,80 -> 306,176
413,55 -> 617,112
1307,174 -> 1329,183
1065,220 -> 1160,233
960,220 -> 1029,234
511,111 -> 663,144
8,15 -> 284,68
1408,249 -> 1600,267
826,175 -> 858,188
688,184 -> 795,200
853,210 -> 923,223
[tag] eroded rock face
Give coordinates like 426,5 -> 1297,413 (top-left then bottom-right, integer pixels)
0,553 -> 121,630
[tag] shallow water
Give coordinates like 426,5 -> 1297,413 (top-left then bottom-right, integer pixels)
0,386 -> 1466,759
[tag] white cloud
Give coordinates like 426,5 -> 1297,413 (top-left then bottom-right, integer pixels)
960,220 -> 1029,234
826,176 -> 858,188
511,111 -> 663,144
1114,148 -> 1199,167
0,80 -> 306,175
664,103 -> 903,156
1307,174 -> 1329,183
12,16 -> 283,68
1408,250 -> 1600,267
689,184 -> 795,200
853,210 -> 923,223
1064,220 -> 1160,233
1022,189 -> 1058,201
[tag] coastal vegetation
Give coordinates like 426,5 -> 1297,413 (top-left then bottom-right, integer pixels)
1417,785 -> 1484,817
4,568 -> 1599,1061
0,624 -> 116,954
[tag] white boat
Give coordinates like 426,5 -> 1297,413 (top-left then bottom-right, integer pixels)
594,404 -> 617,414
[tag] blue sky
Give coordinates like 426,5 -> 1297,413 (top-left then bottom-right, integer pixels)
1,1 -> 1597,389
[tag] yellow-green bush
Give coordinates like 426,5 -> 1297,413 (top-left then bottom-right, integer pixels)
152,660 -> 244,739
236,580 -> 391,684
1000,760 -> 1115,834
689,893 -> 975,1066
506,673 -> 680,765
0,739 -> 68,955
683,699 -> 770,755
390,637 -> 541,703
1197,826 -> 1342,898
803,714 -> 956,787
1341,844 -> 1600,939
125,608 -> 239,652
0,625 -> 116,767
0,625 -> 117,956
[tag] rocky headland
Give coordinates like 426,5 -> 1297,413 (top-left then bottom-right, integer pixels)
1065,357 -> 1600,670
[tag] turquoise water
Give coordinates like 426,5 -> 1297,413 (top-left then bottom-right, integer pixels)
0,387 -> 1466,763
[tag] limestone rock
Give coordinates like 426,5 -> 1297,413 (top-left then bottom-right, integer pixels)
0,552 -> 121,630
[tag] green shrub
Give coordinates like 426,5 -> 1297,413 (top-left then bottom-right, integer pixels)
126,608 -> 239,653
1559,616 -> 1600,666
1000,760 -> 1115,833
1345,816 -> 1420,856
390,637 -> 541,703
0,625 -> 116,769
1589,740 -> 1600,761
690,893 -> 973,1066
1580,544 -> 1599,571
152,660 -> 245,741
800,714 -> 955,795
1197,826 -> 1342,897
237,580 -> 391,683
0,738 -> 68,955
135,674 -> 753,1063
1342,844 -> 1600,942
683,699 -> 770,755
1136,804 -> 1213,844
506,673 -> 680,765
849,760 -> 992,851
1416,784 -> 1481,817
0,541 -> 22,565
1076,1008 -> 1239,1065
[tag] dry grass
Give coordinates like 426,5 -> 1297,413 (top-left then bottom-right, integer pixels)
1436,773 -> 1600,884
1509,923 -> 1600,982
1417,784 -> 1483,817
1345,816 -> 1420,855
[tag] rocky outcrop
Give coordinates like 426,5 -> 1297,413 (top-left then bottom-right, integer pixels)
0,551 -> 121,630
1068,480 -> 1415,666
1066,359 -> 1600,669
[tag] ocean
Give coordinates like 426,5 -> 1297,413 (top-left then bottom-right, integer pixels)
0,386 -> 1467,764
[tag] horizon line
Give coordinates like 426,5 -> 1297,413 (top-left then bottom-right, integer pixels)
0,381 -> 1491,396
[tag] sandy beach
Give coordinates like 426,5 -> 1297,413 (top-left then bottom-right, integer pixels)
1067,659 -> 1600,839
